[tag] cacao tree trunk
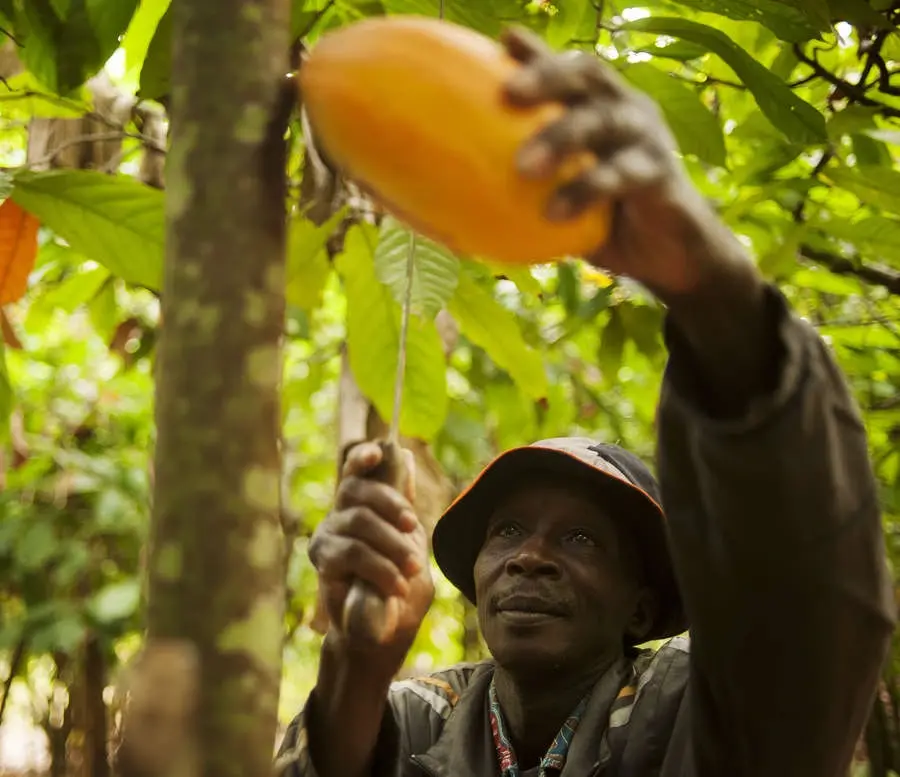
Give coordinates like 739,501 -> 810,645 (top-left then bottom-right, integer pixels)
125,3 -> 291,777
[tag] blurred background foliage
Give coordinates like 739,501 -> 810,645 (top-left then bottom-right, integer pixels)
0,0 -> 899,774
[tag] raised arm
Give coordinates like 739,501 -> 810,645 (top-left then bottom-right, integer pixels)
499,26 -> 896,777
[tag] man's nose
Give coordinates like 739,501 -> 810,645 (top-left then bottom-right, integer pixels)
504,537 -> 561,578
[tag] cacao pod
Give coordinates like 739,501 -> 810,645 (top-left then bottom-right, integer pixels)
298,16 -> 612,265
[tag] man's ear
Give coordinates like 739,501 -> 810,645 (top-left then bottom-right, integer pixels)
624,587 -> 659,645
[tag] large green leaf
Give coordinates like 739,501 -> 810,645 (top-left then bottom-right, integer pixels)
621,17 -> 826,145
121,0 -> 171,74
381,0 -> 520,37
620,61 -> 726,167
10,170 -> 164,291
286,209 -> 345,310
447,267 -> 548,401
137,3 -> 171,101
823,165 -> 900,216
86,0 -> 138,47
597,306 -> 626,385
373,217 -> 460,320
666,0 -> 820,41
16,0 -> 139,96
545,0 -> 593,49
336,224 -> 448,440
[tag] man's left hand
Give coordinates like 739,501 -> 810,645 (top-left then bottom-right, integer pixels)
502,26 -> 731,300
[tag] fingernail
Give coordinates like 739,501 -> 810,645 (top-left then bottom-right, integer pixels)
395,575 -> 410,596
399,510 -> 418,531
518,142 -> 552,177
505,69 -> 540,102
403,554 -> 422,576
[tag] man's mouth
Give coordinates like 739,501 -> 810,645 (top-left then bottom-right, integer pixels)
495,594 -> 568,619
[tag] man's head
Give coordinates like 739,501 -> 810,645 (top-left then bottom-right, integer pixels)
432,438 -> 686,671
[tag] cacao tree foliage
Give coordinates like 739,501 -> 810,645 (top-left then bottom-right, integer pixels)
0,0 -> 899,773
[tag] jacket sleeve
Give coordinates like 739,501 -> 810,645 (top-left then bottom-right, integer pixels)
273,668 -> 469,777
655,284 -> 896,777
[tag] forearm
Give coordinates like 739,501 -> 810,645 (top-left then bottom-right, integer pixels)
653,199 -> 781,419
656,292 -> 895,775
306,633 -> 400,777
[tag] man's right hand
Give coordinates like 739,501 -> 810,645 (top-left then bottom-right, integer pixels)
309,441 -> 434,666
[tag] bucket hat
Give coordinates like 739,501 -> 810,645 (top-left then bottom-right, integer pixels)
432,437 -> 687,643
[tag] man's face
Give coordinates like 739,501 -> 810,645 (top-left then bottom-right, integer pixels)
473,475 -> 645,673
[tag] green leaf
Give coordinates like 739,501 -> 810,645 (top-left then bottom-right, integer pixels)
17,521 -> 56,571
597,306 -> 626,385
620,61 -> 726,166
138,3 -> 171,101
17,0 -> 139,96
50,0 -> 70,19
546,0 -> 592,49
795,0 -> 832,30
823,165 -> 900,216
852,133 -> 892,167
618,303 -> 664,360
621,17 -> 826,145
382,0 -> 512,37
10,170 -> 164,290
122,0 -> 171,73
373,218 -> 460,320
286,209 -> 345,310
88,579 -> 141,623
634,41 -> 709,61
829,0 -> 895,29
556,261 -> 580,316
758,223 -> 807,278
447,267 -> 548,401
811,214 -> 900,264
29,611 -> 86,654
336,224 -> 448,440
0,341 -> 10,442
664,0 -> 820,41
88,278 -> 118,339
86,0 -> 139,51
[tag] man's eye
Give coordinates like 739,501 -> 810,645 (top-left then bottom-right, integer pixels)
567,530 -> 596,546
493,521 -> 521,538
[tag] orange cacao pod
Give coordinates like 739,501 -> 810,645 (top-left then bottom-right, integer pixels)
298,16 -> 612,265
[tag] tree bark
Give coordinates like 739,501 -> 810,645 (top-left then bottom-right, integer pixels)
132,2 -> 291,777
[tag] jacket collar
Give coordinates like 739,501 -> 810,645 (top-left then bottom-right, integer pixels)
410,658 -> 633,777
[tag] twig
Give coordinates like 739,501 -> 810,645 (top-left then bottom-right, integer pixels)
793,42 -> 900,117
800,245 -> 900,296
0,25 -> 20,45
0,638 -> 25,727
26,130 -> 166,170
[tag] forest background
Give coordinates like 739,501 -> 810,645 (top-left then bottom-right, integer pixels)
0,0 -> 899,775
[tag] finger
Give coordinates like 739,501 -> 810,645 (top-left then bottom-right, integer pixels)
401,448 -> 417,504
500,26 -> 550,64
337,475 -> 417,532
315,535 -> 411,600
546,147 -> 665,220
505,53 -> 624,107
380,596 -> 400,645
341,440 -> 383,479
331,505 -> 423,577
518,101 -> 652,179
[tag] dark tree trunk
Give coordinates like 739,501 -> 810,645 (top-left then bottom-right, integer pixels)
126,2 -> 291,777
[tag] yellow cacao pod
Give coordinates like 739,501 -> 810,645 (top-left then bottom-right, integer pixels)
298,16 -> 612,265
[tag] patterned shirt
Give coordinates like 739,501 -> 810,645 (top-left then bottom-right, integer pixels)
488,677 -> 590,777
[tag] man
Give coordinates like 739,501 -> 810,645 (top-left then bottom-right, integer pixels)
277,26 -> 896,777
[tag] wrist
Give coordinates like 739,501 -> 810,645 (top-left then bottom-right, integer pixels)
323,629 -> 409,688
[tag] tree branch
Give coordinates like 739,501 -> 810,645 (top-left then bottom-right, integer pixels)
793,42 -> 900,117
800,245 -> 900,296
